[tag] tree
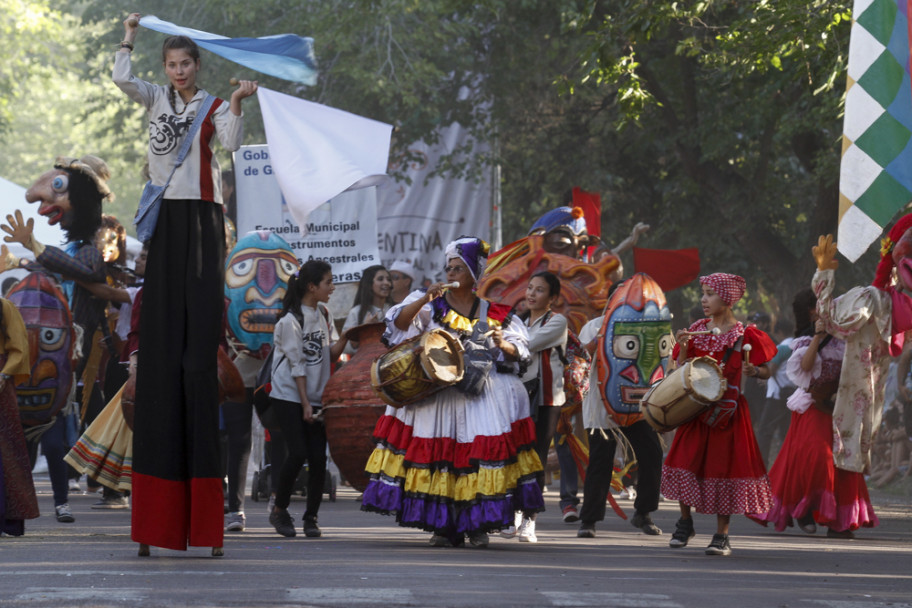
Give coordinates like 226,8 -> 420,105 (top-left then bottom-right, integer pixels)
564,0 -> 871,315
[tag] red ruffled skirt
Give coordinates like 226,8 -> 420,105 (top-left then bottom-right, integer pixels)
661,397 -> 772,515
753,407 -> 878,532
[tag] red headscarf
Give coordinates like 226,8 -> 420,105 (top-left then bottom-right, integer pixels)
699,273 -> 746,308
873,213 -> 912,290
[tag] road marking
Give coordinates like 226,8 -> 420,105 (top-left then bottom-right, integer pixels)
804,601 -> 912,608
15,588 -> 147,602
0,570 -> 227,577
287,588 -> 414,604
541,591 -> 683,607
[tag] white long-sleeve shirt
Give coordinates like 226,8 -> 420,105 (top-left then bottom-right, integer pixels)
113,51 -> 243,204
521,311 -> 567,406
269,303 -> 337,407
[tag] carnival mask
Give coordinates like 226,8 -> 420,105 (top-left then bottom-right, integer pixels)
6,273 -> 74,426
596,273 -> 672,426
225,231 -> 297,357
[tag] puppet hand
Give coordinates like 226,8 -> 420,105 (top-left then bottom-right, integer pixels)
631,222 -> 650,241
812,234 -> 839,271
2,210 -> 35,248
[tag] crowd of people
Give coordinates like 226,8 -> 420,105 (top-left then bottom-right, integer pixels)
1,12 -> 909,563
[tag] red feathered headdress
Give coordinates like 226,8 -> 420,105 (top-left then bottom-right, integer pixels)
873,213 -> 912,289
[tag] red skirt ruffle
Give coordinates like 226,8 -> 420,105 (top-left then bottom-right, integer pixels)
661,397 -> 772,515
754,408 -> 878,532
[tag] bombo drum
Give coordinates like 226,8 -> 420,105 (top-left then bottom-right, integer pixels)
639,356 -> 725,433
370,329 -> 465,407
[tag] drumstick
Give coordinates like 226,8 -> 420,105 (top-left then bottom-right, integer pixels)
127,17 -> 139,27
741,343 -> 753,393
441,281 -> 460,289
681,327 -> 722,337
230,78 -> 239,86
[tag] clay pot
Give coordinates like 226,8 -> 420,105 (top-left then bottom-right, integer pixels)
322,322 -> 388,492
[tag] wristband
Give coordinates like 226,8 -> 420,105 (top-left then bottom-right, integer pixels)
120,41 -> 134,51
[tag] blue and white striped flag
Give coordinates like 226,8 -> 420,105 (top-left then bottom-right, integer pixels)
139,15 -> 317,85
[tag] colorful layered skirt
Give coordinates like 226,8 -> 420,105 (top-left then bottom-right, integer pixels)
64,384 -> 133,491
753,407 -> 878,532
361,371 -> 544,537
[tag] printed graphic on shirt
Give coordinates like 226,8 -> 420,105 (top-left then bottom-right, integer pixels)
150,113 -> 193,156
301,330 -> 325,365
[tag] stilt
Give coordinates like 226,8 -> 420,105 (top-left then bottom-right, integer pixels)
211,546 -> 224,557
138,543 -> 150,557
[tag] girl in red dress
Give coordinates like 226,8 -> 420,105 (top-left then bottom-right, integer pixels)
753,289 -> 878,537
661,273 -> 776,556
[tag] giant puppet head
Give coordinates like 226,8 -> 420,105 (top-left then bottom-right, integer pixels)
596,273 -> 673,427
6,273 -> 75,427
225,231 -> 298,358
529,206 -> 590,259
24,156 -> 111,243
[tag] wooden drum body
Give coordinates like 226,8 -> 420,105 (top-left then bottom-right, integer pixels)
639,356 -> 725,433
370,329 -> 465,407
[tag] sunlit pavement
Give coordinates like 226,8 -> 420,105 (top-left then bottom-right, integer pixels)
1,475 -> 910,607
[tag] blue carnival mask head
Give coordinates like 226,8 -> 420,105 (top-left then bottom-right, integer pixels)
224,231 -> 297,357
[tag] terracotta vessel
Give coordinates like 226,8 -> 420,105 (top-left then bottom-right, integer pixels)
322,322 -> 388,492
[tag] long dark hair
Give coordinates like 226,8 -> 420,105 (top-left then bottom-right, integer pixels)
352,265 -> 391,325
279,260 -> 331,320
792,288 -> 817,338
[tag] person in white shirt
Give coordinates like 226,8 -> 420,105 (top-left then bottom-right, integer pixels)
114,13 -> 258,555
502,271 -> 567,543
268,260 -> 348,538
342,265 -> 392,353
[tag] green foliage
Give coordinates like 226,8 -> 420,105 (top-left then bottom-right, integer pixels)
0,0 -> 880,323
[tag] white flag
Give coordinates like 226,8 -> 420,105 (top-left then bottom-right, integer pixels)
257,87 -> 392,231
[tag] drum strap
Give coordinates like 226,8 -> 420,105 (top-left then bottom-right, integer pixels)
720,336 -> 744,369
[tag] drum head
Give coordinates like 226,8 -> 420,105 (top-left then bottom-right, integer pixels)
419,330 -> 465,384
687,357 -> 725,402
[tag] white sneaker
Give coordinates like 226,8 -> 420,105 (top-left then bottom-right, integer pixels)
68,479 -> 81,493
518,518 -> 537,543
619,487 -> 637,501
499,511 -> 522,539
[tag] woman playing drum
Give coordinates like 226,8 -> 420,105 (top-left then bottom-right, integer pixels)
361,237 -> 544,548
661,273 -> 776,556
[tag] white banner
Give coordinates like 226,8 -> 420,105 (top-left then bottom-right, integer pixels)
376,123 -> 493,286
233,144 -> 381,284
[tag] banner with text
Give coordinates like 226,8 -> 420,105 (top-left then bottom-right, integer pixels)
234,144 -> 380,283
376,123 -> 493,286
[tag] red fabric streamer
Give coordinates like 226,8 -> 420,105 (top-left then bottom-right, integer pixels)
632,247 -> 701,292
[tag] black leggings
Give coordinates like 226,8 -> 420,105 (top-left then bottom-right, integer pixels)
270,398 -> 327,520
221,393 -> 253,513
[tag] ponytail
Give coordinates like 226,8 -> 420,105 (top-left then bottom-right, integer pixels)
278,260 -> 332,320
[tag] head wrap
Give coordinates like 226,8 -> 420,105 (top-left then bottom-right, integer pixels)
529,206 -> 587,236
445,236 -> 490,282
873,213 -> 912,289
699,273 -> 746,308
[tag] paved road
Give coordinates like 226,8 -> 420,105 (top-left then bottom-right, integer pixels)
1,476 -> 911,607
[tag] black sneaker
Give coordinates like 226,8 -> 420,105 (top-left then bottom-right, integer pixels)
668,517 -> 694,548
705,533 -> 732,555
631,512 -> 662,535
303,517 -> 322,538
577,523 -> 596,538
269,508 -> 296,537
